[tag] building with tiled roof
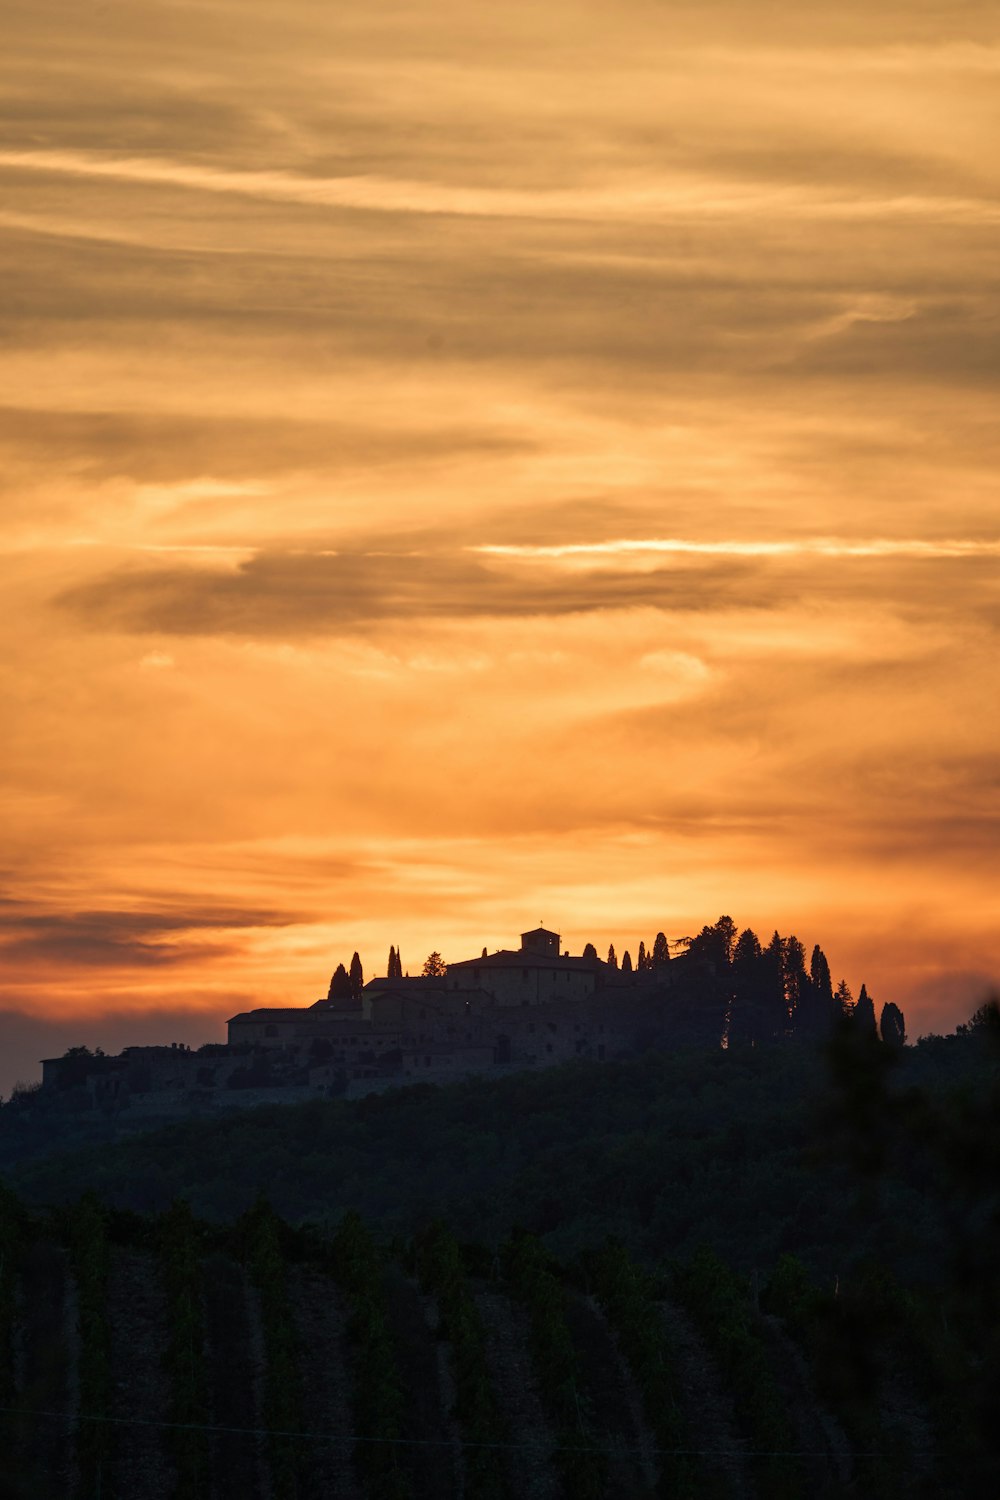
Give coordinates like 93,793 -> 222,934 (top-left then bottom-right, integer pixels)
444,927 -> 601,1007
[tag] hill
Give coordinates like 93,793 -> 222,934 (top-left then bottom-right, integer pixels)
0,1191 -> 994,1499
5,1030 -> 996,1286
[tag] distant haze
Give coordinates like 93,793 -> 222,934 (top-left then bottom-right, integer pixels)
2,1 -> 998,1075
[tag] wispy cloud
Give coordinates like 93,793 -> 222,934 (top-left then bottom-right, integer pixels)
3,148 -> 1000,226
474,537 -> 1000,560
0,904 -> 306,969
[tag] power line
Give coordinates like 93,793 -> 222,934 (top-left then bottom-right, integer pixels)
0,1404 -> 933,1460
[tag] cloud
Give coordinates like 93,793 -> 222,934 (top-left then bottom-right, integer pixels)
55,547 -> 778,637
475,537 -> 1000,561
0,405 -> 530,484
6,147 -> 1000,228
0,904 -> 305,968
54,537 -> 1000,641
3,0 -> 999,1048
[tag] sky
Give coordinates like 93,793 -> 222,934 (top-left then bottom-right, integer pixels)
2,1 -> 999,1094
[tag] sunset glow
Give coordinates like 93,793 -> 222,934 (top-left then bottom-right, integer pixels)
3,0 -> 999,1090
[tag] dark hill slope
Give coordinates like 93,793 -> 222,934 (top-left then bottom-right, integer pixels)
5,1037 -> 993,1284
0,1196 -> 992,1499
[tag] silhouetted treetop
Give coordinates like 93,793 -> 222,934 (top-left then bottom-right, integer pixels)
879,1001 -> 906,1048
328,963 -> 353,1002
854,983 -> 877,1037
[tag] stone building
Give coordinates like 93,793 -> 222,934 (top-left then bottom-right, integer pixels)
444,927 -> 600,1007
34,926 -> 687,1121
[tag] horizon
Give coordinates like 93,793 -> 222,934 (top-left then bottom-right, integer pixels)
3,1 -> 999,1098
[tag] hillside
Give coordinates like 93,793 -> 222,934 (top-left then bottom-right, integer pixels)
5,1030 -> 997,1286
0,1191 -> 994,1500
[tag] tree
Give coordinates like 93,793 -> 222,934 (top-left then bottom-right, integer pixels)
734,928 -> 762,967
810,945 -> 833,1006
637,940 -> 648,972
853,983 -> 877,1037
715,915 -> 738,965
582,942 -> 598,962
962,998 -> 1000,1035
422,952 -> 447,978
349,951 -> 364,1000
728,928 -> 764,1046
834,979 -> 854,1016
783,936 -> 808,1022
328,963 -> 353,1002
685,916 -> 738,971
607,944 -> 617,969
879,1001 -> 906,1048
652,932 -> 670,964
762,931 -> 786,1022
386,946 -> 403,979
621,950 -> 633,974
795,942 -> 837,1037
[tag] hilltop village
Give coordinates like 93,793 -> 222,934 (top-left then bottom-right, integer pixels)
34,928 -> 691,1123
27,920 -> 902,1128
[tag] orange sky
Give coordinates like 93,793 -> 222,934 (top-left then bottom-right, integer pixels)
2,1 -> 999,1091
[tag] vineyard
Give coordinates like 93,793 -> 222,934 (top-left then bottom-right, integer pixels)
0,1184 -> 993,1499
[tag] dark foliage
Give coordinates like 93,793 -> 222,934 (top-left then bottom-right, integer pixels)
158,1200 -> 211,1499
328,964 -> 353,1003
586,1240 -> 707,1499
330,1211 -> 412,1500
239,1199 -> 306,1499
503,1229 -> 606,1499
675,1246 -> 802,1499
67,1194 -> 114,1497
0,1141 -> 997,1498
415,1223 -> 509,1500
6,1030 -> 995,1295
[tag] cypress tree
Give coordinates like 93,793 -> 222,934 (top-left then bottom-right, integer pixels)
349,951 -> 364,1000
652,931 -> 670,963
621,950 -> 633,974
854,983 -> 877,1037
582,942 -> 598,962
879,1001 -> 906,1048
637,940 -> 648,971
329,963 -> 353,1002
810,945 -> 834,1005
607,944 -> 617,969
